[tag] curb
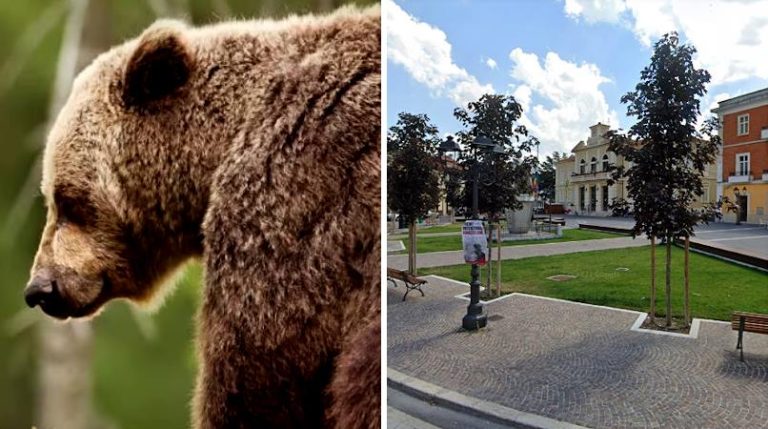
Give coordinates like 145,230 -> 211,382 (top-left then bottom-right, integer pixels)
577,223 -> 633,235
388,369 -> 591,429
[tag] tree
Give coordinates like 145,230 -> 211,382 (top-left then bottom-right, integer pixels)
387,112 -> 441,274
539,152 -> 568,202
452,94 -> 537,221
452,94 -> 537,299
607,33 -> 719,328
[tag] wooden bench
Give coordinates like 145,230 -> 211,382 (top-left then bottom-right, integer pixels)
731,312 -> 768,361
387,268 -> 427,301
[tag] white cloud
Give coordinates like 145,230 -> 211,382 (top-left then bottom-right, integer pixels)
563,0 -> 627,23
485,57 -> 498,70
563,0 -> 768,86
508,48 -> 619,156
386,0 -> 494,107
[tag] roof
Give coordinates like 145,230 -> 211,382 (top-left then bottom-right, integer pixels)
711,87 -> 768,114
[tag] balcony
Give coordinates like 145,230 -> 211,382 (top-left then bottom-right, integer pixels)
571,170 -> 610,182
727,171 -> 752,184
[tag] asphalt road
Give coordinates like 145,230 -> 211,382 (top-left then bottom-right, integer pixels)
564,215 -> 768,258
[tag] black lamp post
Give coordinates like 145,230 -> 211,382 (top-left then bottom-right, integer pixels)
439,134 -> 503,331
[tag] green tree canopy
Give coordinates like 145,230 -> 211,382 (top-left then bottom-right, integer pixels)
387,112 -> 441,224
607,32 -> 719,240
450,94 -> 537,220
538,151 -> 568,202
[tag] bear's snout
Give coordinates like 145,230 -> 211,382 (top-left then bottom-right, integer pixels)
24,268 -> 60,311
24,266 -> 101,319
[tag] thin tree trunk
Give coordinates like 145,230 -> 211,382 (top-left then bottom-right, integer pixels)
408,221 -> 416,275
665,240 -> 672,328
496,223 -> 501,298
650,236 -> 656,324
37,1 -> 111,428
486,222 -> 492,299
684,236 -> 690,327
316,0 -> 334,12
260,0 -> 277,16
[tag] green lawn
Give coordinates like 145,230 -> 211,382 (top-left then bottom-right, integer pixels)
420,246 -> 768,321
389,223 -> 464,238
395,228 -> 622,254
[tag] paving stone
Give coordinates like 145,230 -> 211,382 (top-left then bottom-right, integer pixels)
388,277 -> 768,429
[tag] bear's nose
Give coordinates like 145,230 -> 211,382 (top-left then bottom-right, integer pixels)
24,274 -> 56,308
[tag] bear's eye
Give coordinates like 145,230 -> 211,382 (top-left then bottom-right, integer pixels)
54,189 -> 93,228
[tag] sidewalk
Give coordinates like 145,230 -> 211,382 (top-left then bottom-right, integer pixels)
387,236 -> 647,270
387,276 -> 768,429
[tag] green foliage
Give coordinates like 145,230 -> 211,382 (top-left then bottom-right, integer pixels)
452,94 -> 537,220
422,246 -> 768,321
387,112 -> 441,224
538,152 -> 568,202
396,228 -> 621,254
607,32 -> 720,240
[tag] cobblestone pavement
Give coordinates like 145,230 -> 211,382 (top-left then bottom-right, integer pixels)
387,236 -> 647,270
388,277 -> 768,429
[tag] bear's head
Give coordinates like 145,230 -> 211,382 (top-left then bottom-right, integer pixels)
25,20 -> 214,319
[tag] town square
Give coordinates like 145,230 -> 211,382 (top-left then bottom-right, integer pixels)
386,1 -> 768,427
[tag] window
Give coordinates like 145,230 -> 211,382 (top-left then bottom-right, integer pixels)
602,154 -> 609,171
579,159 -> 585,174
737,114 -> 749,136
590,157 -> 597,173
736,153 -> 750,176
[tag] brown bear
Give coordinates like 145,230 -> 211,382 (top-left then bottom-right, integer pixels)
23,5 -> 380,429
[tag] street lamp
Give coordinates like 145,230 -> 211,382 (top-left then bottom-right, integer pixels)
439,134 -> 504,331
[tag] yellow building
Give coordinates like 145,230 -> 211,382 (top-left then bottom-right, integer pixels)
555,123 -> 717,216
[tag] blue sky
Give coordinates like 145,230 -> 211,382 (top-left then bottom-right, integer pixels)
386,0 -> 768,158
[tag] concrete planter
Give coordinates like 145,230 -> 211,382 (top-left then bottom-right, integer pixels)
505,201 -> 534,234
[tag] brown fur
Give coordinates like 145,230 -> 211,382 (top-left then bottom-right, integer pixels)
28,6 -> 380,428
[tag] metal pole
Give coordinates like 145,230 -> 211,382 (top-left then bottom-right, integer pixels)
463,155 -> 487,331
472,169 -> 479,219
462,264 -> 487,330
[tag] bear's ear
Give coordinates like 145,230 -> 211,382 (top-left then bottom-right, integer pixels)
123,20 -> 193,108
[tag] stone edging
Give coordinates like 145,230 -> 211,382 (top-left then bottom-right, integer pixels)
388,368 -> 591,429
421,275 -> 732,340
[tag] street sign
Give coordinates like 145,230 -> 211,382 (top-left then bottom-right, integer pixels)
462,220 -> 488,265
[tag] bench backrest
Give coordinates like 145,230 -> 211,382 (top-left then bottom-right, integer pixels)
731,312 -> 768,334
386,268 -> 427,285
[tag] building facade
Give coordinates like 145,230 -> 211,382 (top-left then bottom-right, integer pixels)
555,123 -> 628,216
712,88 -> 768,224
555,123 -> 717,216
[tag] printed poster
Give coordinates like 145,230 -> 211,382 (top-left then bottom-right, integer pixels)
462,220 -> 488,266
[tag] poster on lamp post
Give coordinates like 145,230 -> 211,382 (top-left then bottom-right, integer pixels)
462,220 -> 488,266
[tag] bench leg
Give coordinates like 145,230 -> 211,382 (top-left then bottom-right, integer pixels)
388,277 -> 397,288
402,284 -> 411,301
417,285 -> 425,297
737,316 -> 745,362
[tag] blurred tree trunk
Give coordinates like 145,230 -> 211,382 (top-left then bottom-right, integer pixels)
317,0 -> 334,12
37,1 -> 111,429
261,0 -> 277,16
